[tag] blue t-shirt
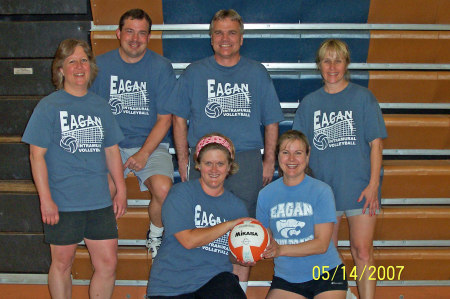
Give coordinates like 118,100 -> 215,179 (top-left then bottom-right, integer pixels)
164,55 -> 284,152
148,180 -> 248,296
22,90 -> 124,211
256,176 -> 341,283
293,83 -> 387,211
90,49 -> 176,148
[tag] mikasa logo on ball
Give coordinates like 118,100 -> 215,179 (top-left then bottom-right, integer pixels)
234,230 -> 258,237
229,220 -> 269,263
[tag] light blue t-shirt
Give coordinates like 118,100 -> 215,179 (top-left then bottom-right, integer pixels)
293,83 -> 387,211
256,176 -> 341,283
22,90 -> 124,211
91,49 -> 176,148
148,180 -> 248,296
164,55 -> 284,152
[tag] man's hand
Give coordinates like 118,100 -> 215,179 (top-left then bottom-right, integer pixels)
262,159 -> 275,186
124,150 -> 149,171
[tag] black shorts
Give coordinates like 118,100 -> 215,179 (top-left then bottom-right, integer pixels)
149,271 -> 246,299
270,264 -> 348,299
44,205 -> 118,245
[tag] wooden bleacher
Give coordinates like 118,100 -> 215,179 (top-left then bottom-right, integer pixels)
0,0 -> 449,298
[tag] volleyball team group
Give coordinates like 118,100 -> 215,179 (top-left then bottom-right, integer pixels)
22,7 -> 386,299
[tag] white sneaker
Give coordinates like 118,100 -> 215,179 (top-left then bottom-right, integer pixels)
346,288 -> 357,299
146,235 -> 162,259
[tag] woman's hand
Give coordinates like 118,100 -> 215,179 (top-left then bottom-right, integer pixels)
41,198 -> 59,225
261,237 -> 280,259
358,183 -> 379,216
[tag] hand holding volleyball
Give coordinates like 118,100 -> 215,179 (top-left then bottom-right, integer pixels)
228,220 -> 270,263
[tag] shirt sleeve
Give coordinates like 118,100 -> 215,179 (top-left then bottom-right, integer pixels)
256,190 -> 270,228
162,184 -> 196,237
292,99 -> 309,134
313,183 -> 337,225
102,108 -> 124,148
363,90 -> 388,143
259,66 -> 284,125
163,70 -> 191,119
155,60 -> 177,116
21,100 -> 53,148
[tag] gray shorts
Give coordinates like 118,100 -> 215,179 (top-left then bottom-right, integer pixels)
336,208 -> 381,218
121,144 -> 174,191
188,149 -> 263,217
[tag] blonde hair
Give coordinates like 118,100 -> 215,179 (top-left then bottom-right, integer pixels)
194,132 -> 239,175
52,39 -> 98,90
316,39 -> 351,81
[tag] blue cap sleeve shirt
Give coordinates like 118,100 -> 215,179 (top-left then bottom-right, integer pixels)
22,90 -> 124,211
164,56 -> 284,152
148,180 -> 248,296
90,49 -> 176,147
256,176 -> 342,283
292,83 -> 387,211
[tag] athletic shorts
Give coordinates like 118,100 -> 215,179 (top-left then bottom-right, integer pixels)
336,208 -> 381,217
188,149 -> 263,217
148,271 -> 245,299
44,205 -> 118,245
121,143 -> 174,191
269,264 -> 348,299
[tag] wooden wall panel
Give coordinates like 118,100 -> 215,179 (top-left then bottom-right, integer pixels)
90,0 -> 163,25
367,0 -> 440,24
367,31 -> 448,64
368,71 -> 450,103
383,115 -> 450,150
382,160 -> 450,199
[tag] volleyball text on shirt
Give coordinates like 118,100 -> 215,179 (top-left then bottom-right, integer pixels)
59,111 -> 104,153
108,75 -> 150,116
312,110 -> 356,150
205,79 -> 251,118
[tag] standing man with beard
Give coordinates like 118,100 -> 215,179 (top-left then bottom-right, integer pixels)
165,9 -> 284,292
91,8 -> 176,259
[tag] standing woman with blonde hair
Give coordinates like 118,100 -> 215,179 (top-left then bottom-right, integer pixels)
22,39 -> 126,298
293,39 -> 387,299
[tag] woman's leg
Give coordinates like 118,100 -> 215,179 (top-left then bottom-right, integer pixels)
347,214 -> 377,299
84,238 -> 118,299
48,244 -> 78,299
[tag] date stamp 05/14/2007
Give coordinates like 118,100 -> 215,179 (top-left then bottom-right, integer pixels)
312,265 -> 405,281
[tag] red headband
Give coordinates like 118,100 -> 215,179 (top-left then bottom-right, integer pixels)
196,136 -> 232,157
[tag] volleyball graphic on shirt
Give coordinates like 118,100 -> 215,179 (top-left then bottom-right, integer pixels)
313,116 -> 356,150
228,220 -> 270,263
313,133 -> 329,150
205,102 -> 223,118
109,88 -> 150,116
109,98 -> 123,115
59,113 -> 105,153
60,136 -> 78,153
205,83 -> 252,118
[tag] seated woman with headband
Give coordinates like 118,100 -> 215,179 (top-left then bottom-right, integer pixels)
147,133 -> 252,299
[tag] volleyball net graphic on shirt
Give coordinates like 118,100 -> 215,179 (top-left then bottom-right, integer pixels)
205,90 -> 251,118
60,126 -> 104,153
313,119 -> 356,151
109,89 -> 149,115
